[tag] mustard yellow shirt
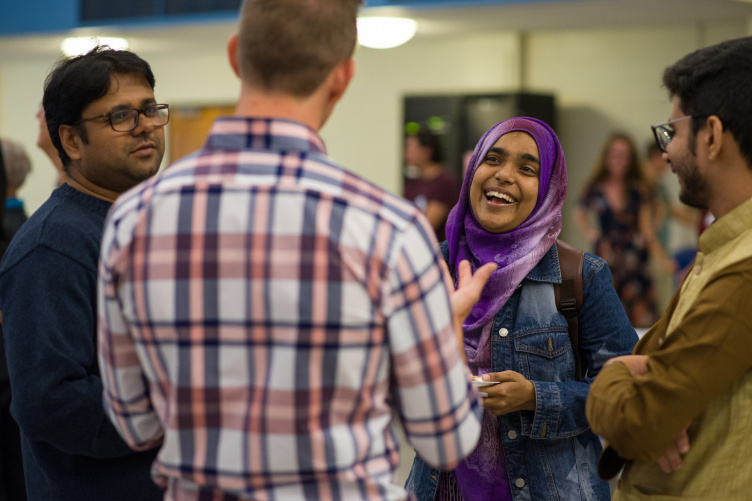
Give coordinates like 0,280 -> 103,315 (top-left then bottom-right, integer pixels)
586,195 -> 752,500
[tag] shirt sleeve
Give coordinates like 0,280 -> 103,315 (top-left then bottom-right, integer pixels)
586,259 -> 752,462
0,245 -> 138,458
382,214 -> 483,470
521,254 -> 638,439
97,214 -> 164,451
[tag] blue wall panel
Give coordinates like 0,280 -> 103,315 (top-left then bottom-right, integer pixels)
0,0 -> 579,37
0,0 -> 79,36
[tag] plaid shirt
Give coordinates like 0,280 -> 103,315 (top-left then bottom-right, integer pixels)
97,117 -> 483,501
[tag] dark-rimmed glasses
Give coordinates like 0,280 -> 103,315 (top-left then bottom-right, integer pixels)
72,104 -> 170,132
650,115 -> 705,153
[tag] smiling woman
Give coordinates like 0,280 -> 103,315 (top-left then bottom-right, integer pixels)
469,131 -> 540,234
444,118 -> 564,330
405,117 -> 638,501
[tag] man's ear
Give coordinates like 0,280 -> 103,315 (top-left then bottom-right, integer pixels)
227,33 -> 241,78
704,115 -> 725,162
58,125 -> 82,163
328,59 -> 355,106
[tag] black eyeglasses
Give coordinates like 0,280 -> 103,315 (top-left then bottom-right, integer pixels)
72,104 -> 170,132
650,115 -> 706,153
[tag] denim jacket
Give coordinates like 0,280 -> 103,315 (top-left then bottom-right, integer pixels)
406,242 -> 638,501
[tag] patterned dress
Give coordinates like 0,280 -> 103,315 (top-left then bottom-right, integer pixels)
580,183 -> 658,328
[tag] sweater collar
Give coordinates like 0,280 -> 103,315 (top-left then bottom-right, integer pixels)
54,183 -> 112,217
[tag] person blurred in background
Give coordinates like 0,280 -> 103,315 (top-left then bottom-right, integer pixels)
0,138 -> 26,501
35,107 -> 65,185
646,141 -> 702,292
1,139 -> 32,240
643,141 -> 677,311
403,129 -> 459,241
575,132 -> 658,328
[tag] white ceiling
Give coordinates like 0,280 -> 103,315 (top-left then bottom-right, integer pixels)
1,0 -> 751,60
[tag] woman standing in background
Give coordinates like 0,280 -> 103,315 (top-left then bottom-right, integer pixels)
403,130 -> 459,241
575,132 -> 658,328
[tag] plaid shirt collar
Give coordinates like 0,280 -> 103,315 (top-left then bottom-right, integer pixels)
205,116 -> 327,155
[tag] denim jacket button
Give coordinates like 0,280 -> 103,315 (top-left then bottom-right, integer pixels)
499,328 -> 509,337
507,430 -> 518,439
515,478 -> 525,488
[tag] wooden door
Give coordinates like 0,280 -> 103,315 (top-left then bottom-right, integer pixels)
169,105 -> 236,163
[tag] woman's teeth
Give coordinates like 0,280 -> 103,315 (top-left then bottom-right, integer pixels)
486,191 -> 516,203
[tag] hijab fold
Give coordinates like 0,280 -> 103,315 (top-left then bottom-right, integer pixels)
445,117 -> 567,331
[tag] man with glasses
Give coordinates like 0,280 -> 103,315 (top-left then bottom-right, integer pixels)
586,36 -> 752,500
0,47 -> 166,500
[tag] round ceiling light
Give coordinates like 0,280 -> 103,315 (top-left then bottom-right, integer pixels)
357,17 -> 418,49
61,36 -> 129,57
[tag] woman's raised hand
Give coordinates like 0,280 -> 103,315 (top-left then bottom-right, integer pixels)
440,259 -> 496,364
443,259 -> 497,325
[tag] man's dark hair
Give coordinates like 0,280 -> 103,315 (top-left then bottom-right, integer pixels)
663,36 -> 752,167
237,0 -> 361,97
42,46 -> 156,169
413,130 -> 445,164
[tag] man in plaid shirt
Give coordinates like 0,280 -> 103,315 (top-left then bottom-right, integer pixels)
97,1 -> 494,499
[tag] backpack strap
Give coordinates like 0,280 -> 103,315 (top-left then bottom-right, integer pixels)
553,240 -> 585,380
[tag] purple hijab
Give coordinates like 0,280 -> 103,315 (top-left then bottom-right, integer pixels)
445,117 -> 567,331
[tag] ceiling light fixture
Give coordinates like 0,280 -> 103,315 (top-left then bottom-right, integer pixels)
357,17 -> 418,49
60,36 -> 129,57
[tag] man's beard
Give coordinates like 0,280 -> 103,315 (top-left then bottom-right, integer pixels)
677,155 -> 709,210
675,131 -> 708,210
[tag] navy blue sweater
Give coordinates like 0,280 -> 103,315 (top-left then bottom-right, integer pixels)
0,184 -> 161,500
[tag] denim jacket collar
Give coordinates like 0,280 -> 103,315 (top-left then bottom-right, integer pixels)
524,243 -> 562,284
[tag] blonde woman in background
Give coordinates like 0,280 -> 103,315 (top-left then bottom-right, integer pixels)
575,132 -> 658,328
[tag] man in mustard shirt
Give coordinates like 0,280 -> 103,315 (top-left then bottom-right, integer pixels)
586,36 -> 752,500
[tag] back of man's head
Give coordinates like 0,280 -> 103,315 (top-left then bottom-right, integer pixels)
237,0 -> 361,98
43,46 -> 156,169
663,36 -> 752,168
0,139 -> 31,192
